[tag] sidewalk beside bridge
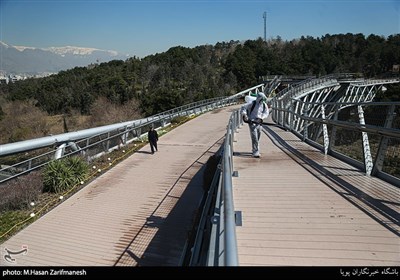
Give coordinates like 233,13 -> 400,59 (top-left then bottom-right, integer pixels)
0,106 -> 239,266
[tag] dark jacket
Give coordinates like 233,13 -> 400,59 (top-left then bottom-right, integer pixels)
148,129 -> 158,142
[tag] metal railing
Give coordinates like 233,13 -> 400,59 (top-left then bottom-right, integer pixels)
276,76 -> 339,101
0,96 -> 241,185
191,109 -> 240,266
0,81 -> 267,185
221,110 -> 240,266
0,84 -> 266,158
188,79 -> 400,266
271,100 -> 400,185
0,97 -> 231,157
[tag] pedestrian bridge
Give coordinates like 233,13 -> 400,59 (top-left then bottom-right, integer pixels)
0,75 -> 399,266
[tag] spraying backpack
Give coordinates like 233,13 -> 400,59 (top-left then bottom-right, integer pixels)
247,100 -> 266,116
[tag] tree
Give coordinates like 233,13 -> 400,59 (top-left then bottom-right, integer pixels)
0,100 -> 49,143
0,106 -> 4,121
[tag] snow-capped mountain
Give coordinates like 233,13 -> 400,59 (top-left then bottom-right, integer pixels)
0,41 -> 10,48
0,41 -> 128,74
45,46 -> 118,57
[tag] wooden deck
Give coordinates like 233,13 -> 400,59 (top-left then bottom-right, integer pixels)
1,106 -> 399,266
232,120 -> 400,266
0,106 -> 238,266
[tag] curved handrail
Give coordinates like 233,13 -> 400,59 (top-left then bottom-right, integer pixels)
0,97 -> 239,184
0,97 -> 231,157
222,110 -> 240,266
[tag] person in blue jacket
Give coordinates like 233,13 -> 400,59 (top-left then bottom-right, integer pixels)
240,92 -> 269,158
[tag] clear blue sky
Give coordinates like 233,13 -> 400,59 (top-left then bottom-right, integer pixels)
1,0 -> 399,58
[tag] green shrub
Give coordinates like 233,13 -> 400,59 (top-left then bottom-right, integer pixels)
43,156 -> 89,193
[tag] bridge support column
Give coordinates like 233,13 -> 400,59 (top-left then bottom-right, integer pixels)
55,143 -> 67,159
328,110 -> 339,152
358,106 -> 373,176
302,106 -> 309,141
136,128 -> 145,143
289,100 -> 294,132
122,126 -> 131,146
67,141 -> 85,156
68,141 -> 79,152
106,132 -> 111,152
321,105 -> 329,155
372,104 -> 396,175
279,101 -> 285,127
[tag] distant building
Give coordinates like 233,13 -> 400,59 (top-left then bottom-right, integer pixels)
0,75 -> 9,84
0,71 -> 56,84
9,75 -> 24,83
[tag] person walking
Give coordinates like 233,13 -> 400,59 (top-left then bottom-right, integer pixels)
240,92 -> 269,158
148,125 -> 159,154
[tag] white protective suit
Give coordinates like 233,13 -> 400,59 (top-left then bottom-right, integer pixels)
240,92 -> 269,157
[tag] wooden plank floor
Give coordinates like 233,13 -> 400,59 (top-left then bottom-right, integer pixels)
0,106 -> 238,266
232,120 -> 400,266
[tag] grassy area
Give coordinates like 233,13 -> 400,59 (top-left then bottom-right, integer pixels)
0,115 -> 194,243
0,210 -> 31,239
